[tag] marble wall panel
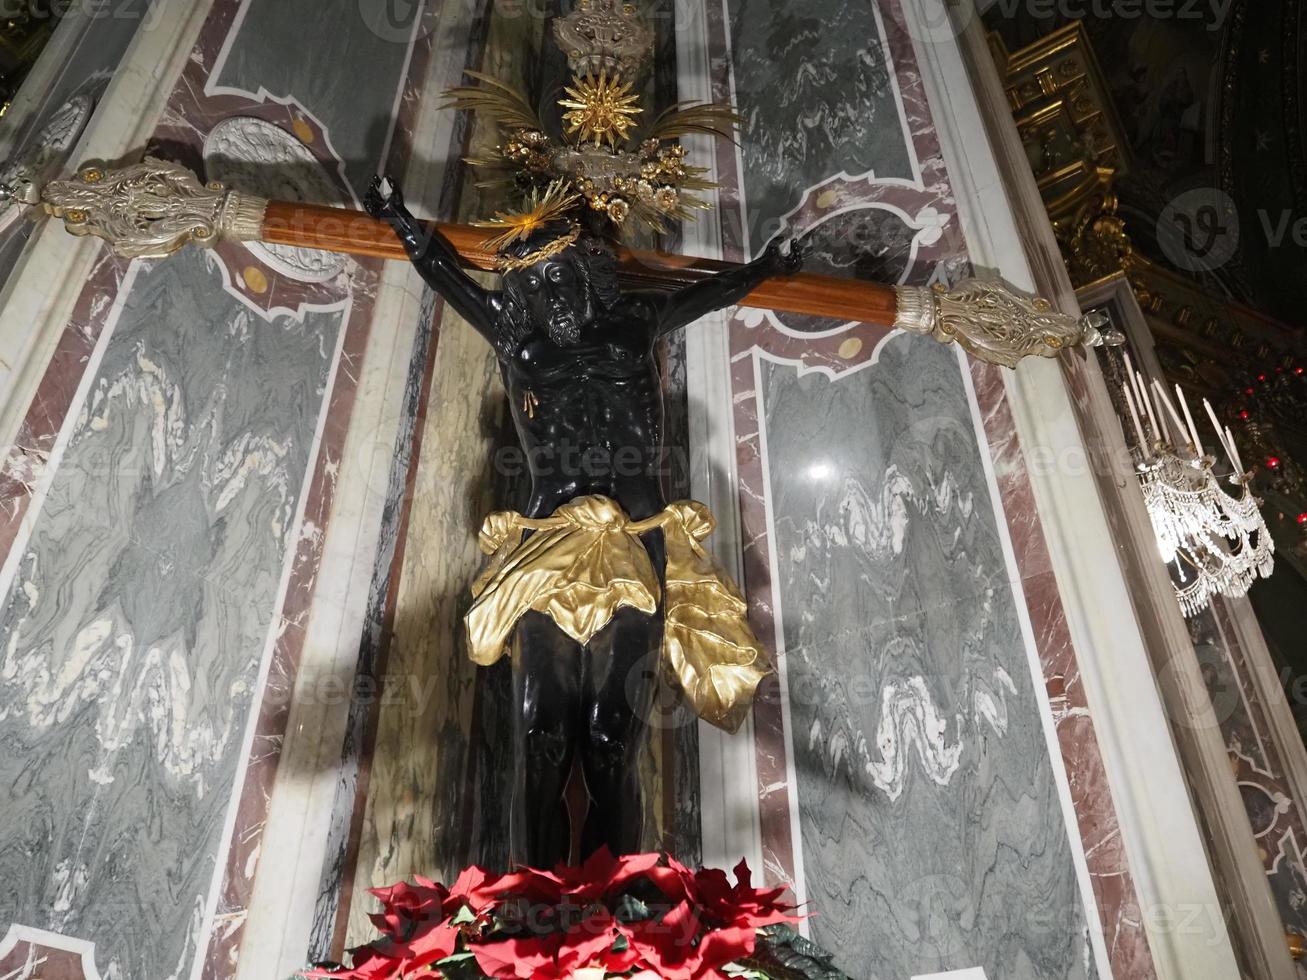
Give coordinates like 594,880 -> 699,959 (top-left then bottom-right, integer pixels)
686,0 -> 1157,975
760,334 -> 1094,979
0,0 -> 437,974
727,0 -> 914,250
967,359 -> 1154,980
0,249 -> 344,979
342,304 -> 504,948
306,284 -> 443,961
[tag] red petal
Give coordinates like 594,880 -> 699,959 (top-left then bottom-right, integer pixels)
445,865 -> 504,911
556,913 -> 620,970
398,922 -> 460,969
629,901 -> 705,978
495,867 -> 564,903
646,866 -> 691,902
473,933 -> 560,980
731,858 -> 752,891
610,851 -> 661,885
694,925 -> 756,973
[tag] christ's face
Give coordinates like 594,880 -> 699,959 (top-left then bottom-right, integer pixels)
512,254 -> 595,346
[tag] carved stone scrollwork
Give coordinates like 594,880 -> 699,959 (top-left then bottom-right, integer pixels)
35,157 -> 268,259
894,278 -> 1111,369
203,116 -> 347,281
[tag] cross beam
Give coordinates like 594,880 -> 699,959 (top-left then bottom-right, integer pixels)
22,158 -> 1110,369
262,200 -> 900,326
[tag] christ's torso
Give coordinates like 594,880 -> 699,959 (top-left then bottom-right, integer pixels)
501,297 -> 667,521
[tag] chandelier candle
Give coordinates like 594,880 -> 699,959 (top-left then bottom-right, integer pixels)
1150,378 -> 1187,448
1122,383 -> 1150,457
1177,384 -> 1204,458
1203,398 -> 1241,476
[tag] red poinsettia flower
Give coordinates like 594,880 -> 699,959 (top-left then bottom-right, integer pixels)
473,909 -> 623,980
644,853 -> 696,904
690,859 -> 798,930
626,899 -> 757,980
496,848 -> 662,905
644,856 -> 798,931
306,852 -> 802,980
366,877 -> 450,938
445,865 -> 507,915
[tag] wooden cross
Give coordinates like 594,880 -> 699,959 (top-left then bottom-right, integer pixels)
16,157 -> 1109,369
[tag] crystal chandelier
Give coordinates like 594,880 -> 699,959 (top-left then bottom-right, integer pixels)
1119,356 -> 1275,617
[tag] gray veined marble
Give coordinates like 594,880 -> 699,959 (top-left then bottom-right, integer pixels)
726,0 -> 913,252
760,335 -> 1095,980
0,249 -> 343,979
213,0 -> 423,196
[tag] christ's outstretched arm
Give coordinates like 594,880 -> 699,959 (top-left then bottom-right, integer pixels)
654,235 -> 810,337
364,176 -> 500,344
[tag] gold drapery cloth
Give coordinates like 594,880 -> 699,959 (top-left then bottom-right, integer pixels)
466,495 -> 771,733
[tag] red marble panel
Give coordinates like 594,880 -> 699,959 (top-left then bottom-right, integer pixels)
969,360 -> 1156,978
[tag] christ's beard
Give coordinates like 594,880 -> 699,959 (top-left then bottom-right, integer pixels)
547,311 -> 582,346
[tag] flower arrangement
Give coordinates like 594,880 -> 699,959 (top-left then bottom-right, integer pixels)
302,851 -> 848,980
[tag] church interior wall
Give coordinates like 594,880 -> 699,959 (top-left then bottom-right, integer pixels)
0,1 -> 1266,978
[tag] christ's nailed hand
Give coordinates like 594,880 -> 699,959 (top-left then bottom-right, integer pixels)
364,174 -> 405,223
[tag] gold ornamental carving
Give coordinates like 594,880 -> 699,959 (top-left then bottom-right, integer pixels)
895,279 -> 1112,370
31,157 -> 268,259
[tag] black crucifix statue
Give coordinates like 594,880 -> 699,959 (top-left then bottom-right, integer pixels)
17,0 -> 1109,879
365,176 -> 803,868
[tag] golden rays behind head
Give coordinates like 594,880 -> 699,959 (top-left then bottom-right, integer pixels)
472,180 -> 580,252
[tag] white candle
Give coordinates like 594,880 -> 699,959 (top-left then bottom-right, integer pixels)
1225,425 -> 1245,475
1176,384 -> 1203,456
1151,379 -> 1187,446
1203,399 -> 1237,471
1124,357 -> 1151,433
1122,384 -> 1149,455
1138,373 -> 1162,443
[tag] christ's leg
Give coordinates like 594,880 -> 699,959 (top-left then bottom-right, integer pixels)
579,530 -> 665,857
510,611 -> 582,867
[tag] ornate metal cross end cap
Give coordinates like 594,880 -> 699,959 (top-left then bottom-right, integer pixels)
893,278 -> 1115,369
37,157 -> 268,260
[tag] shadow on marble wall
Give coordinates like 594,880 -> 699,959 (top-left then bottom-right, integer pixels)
143,112 -> 403,210
213,0 -> 422,196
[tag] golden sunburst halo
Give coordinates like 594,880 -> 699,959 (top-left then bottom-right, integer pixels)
472,180 -> 581,252
559,71 -> 642,147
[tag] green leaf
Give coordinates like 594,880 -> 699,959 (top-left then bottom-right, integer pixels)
450,905 -> 478,925
437,952 -> 477,964
612,893 -> 654,923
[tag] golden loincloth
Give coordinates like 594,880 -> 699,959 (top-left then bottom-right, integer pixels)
465,495 -> 771,733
